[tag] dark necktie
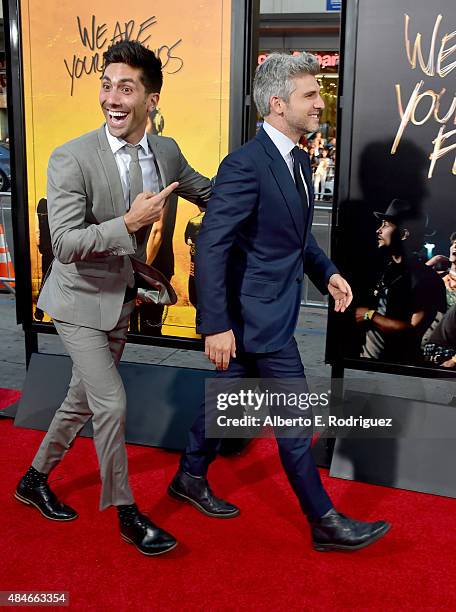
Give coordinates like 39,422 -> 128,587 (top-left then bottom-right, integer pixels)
125,144 -> 143,209
291,146 -> 309,221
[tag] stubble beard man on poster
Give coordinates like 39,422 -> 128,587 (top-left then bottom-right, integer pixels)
355,199 -> 446,363
15,41 -> 211,557
168,53 -> 391,552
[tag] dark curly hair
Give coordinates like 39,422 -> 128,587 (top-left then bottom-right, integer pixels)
103,40 -> 163,94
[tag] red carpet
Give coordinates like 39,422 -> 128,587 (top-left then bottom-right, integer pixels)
0,388 -> 20,410
0,391 -> 455,611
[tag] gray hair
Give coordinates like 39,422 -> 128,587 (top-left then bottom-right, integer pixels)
253,52 -> 320,118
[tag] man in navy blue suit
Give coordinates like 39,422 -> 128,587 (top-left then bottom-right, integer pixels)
169,53 -> 390,551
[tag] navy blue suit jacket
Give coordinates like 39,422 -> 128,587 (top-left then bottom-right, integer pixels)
195,127 -> 338,353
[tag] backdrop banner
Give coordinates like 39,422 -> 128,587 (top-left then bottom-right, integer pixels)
329,0 -> 456,373
21,0 -> 232,340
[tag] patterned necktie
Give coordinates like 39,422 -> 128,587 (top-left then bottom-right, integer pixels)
125,144 -> 143,209
125,143 -> 149,250
291,146 -> 309,221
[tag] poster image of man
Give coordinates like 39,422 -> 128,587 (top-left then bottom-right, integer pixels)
116,104 -> 209,338
422,233 -> 456,368
33,197 -> 53,322
21,1 -> 231,341
129,106 -> 170,336
354,199 -> 446,364
185,211 -> 204,309
426,233 -> 456,308
130,109 -> 207,336
423,304 -> 456,368
148,107 -> 165,136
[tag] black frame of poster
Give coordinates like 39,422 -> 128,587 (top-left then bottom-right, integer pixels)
326,0 -> 456,380
3,0 -> 260,363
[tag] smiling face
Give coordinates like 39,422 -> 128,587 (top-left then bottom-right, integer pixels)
281,74 -> 324,138
99,63 -> 159,144
265,72 -> 324,142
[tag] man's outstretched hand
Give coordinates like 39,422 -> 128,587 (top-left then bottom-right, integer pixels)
205,330 -> 236,371
124,182 -> 179,234
328,273 -> 353,312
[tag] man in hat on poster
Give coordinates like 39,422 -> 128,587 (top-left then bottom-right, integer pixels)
14,40 -> 211,556
355,198 -> 446,363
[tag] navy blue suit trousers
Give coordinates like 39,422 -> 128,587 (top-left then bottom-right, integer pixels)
181,338 -> 333,520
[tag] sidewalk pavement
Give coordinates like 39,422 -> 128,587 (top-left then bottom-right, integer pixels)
0,293 -> 332,390
1,292 -> 452,405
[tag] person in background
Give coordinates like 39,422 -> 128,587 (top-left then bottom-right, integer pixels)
306,144 -> 317,171
310,130 -> 325,158
326,136 -> 336,153
313,148 -> 329,201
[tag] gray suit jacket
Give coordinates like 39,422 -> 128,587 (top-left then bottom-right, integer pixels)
38,125 -> 211,330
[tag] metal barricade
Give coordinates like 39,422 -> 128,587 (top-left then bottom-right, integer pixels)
0,191 -> 15,294
301,204 -> 332,309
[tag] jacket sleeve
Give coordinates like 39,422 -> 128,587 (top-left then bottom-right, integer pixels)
170,139 -> 212,208
195,152 -> 258,335
47,146 -> 136,264
304,231 -> 339,295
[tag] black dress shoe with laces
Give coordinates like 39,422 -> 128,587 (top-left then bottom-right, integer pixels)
311,508 -> 391,552
168,470 -> 240,518
15,473 -> 78,522
119,507 -> 177,556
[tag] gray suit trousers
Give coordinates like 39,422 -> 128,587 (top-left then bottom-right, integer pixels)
32,300 -> 135,510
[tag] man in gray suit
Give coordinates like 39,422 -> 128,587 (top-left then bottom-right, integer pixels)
15,41 -> 211,556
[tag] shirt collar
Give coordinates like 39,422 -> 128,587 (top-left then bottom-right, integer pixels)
262,120 -> 298,158
105,124 -> 149,156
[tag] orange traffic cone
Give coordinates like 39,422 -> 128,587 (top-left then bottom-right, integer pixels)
0,223 -> 15,290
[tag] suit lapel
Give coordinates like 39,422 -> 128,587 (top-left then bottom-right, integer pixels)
256,128 -> 305,245
147,134 -> 167,190
269,159 -> 305,243
96,126 -> 126,218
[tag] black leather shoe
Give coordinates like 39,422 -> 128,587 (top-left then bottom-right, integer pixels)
15,476 -> 78,521
119,511 -> 177,556
168,470 -> 240,518
311,508 -> 391,552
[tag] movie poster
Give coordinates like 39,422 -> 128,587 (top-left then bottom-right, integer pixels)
20,0 -> 231,339
328,0 -> 456,370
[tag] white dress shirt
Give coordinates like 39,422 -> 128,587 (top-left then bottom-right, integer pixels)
105,125 -> 160,210
262,120 -> 310,201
